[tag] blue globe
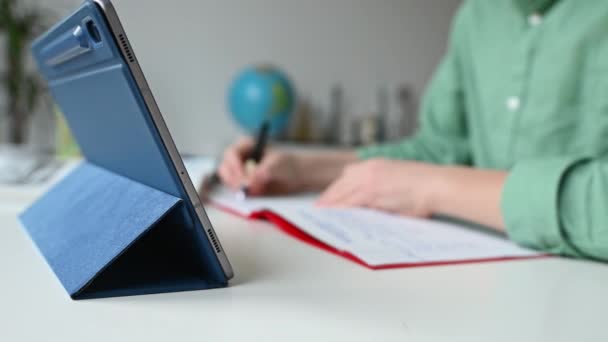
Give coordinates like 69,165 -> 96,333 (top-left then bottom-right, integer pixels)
228,65 -> 296,136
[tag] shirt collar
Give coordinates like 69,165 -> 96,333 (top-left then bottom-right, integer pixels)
514,0 -> 559,15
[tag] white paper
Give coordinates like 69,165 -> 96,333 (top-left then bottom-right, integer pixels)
211,188 -> 541,266
211,186 -> 317,216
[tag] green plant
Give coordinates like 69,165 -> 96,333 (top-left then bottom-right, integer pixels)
0,0 -> 51,144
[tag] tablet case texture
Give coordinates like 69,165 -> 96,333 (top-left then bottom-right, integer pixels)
20,163 -> 225,299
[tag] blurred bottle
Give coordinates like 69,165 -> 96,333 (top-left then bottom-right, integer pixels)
288,95 -> 314,143
324,84 -> 344,146
397,84 -> 417,138
376,85 -> 388,142
354,86 -> 389,146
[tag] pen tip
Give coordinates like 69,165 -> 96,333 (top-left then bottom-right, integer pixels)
236,187 -> 248,201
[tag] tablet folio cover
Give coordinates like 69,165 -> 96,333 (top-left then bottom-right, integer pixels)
20,163 -> 225,299
20,1 -> 228,299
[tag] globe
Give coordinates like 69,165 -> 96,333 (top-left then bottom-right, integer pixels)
228,65 -> 296,136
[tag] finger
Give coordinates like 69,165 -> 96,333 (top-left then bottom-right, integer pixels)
252,153 -> 278,180
222,153 -> 247,187
317,176 -> 359,206
218,163 -> 240,190
218,164 -> 236,189
331,189 -> 370,209
317,178 -> 345,205
247,175 -> 270,196
235,136 -> 255,154
224,149 -> 246,181
222,136 -> 254,172
246,156 -> 277,196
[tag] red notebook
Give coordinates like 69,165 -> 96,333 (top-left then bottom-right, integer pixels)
211,189 -> 546,270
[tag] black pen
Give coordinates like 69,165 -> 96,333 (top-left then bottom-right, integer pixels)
237,120 -> 270,200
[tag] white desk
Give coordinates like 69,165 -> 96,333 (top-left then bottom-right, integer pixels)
1,184 -> 607,342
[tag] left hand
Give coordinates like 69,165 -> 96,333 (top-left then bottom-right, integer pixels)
316,159 -> 446,218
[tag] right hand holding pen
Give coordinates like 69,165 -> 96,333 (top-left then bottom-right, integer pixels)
218,137 -> 302,196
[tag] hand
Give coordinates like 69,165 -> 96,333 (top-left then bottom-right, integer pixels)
218,137 -> 303,196
317,159 -> 446,218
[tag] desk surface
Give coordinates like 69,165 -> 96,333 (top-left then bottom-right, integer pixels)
1,187 -> 607,342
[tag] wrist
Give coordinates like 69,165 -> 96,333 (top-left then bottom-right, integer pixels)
291,153 -> 313,192
428,165 -> 459,216
426,165 -> 508,230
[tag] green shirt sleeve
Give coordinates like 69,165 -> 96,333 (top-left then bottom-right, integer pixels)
502,156 -> 608,261
360,0 -> 608,261
358,3 -> 471,166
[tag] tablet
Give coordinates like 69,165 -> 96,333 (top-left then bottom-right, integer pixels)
31,0 -> 233,280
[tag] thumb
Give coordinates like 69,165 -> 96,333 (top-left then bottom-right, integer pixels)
235,136 -> 255,156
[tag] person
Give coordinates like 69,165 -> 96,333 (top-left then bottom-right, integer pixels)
218,0 -> 608,261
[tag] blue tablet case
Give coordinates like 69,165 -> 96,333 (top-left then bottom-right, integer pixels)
20,1 -> 229,299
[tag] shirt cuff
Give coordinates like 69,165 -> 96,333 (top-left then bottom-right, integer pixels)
357,145 -> 383,160
501,157 -> 583,250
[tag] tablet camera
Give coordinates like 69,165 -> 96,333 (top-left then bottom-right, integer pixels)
85,20 -> 102,44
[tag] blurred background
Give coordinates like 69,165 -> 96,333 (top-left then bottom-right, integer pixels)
0,0 -> 461,184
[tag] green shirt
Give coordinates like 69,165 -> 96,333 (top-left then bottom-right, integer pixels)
358,0 -> 608,261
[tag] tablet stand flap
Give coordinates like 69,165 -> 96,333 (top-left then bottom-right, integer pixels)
19,162 -> 184,298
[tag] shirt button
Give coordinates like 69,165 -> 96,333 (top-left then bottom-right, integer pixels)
506,96 -> 521,111
528,13 -> 543,26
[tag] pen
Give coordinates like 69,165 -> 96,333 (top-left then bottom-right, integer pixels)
238,120 -> 270,200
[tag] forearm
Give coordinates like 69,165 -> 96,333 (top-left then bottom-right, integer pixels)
432,166 -> 508,231
294,149 -> 358,192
